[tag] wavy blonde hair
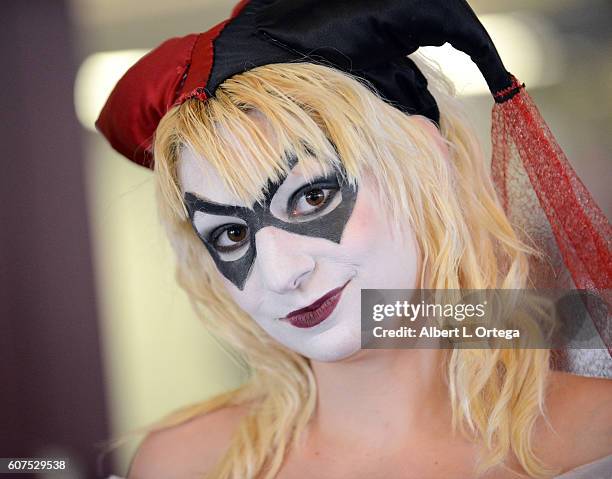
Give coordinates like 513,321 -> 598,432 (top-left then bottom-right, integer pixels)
148,58 -> 552,478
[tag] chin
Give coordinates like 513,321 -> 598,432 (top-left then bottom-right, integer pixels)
295,323 -> 362,362
304,347 -> 361,363
307,347 -> 359,363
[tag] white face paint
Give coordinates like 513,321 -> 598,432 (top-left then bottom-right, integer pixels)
178,141 -> 421,363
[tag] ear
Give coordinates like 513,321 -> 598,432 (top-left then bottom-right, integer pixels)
410,115 -> 450,159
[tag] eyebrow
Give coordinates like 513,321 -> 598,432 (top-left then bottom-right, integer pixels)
183,155 -> 298,213
184,192 -> 249,219
182,152 -> 345,221
184,191 -> 234,207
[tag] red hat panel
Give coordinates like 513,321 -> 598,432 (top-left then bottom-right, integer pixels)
95,0 -> 250,167
95,34 -> 198,167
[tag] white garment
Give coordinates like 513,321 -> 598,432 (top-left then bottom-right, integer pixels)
554,454 -> 612,479
106,454 -> 612,478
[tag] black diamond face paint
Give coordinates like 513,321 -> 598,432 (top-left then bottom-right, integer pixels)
184,163 -> 358,290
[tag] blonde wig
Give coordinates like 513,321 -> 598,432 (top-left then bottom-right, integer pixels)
149,57 -> 552,478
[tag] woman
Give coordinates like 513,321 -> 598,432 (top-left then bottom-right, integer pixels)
97,1 -> 612,477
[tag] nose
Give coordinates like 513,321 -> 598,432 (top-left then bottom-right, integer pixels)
254,226 -> 316,294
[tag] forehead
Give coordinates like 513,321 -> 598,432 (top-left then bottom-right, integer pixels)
178,110 -> 276,207
176,109 -> 340,207
178,146 -> 248,206
178,144 -> 332,206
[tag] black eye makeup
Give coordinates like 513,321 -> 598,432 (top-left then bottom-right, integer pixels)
184,161 -> 358,290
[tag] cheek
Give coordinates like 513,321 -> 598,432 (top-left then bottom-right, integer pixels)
338,184 -> 387,254
339,182 -> 421,287
220,275 -> 261,316
343,199 -> 372,238
412,115 -> 450,158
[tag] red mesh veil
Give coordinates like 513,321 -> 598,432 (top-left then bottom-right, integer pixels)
491,77 -> 612,376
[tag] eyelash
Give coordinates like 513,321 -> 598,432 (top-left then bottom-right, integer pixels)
204,177 -> 341,252
209,223 -> 249,253
288,178 -> 340,218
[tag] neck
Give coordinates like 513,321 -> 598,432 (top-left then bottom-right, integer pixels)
307,348 -> 452,448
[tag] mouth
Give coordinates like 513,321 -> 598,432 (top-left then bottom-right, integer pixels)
283,280 -> 351,329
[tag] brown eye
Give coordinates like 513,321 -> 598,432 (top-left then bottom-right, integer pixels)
305,188 -> 325,206
227,225 -> 247,242
212,223 -> 250,252
287,176 -> 341,220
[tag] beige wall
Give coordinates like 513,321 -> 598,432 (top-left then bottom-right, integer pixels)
86,140 -> 244,472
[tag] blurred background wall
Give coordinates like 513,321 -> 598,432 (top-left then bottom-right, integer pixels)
1,0 -> 610,477
0,1 -> 111,478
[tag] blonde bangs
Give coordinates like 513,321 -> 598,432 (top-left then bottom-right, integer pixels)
155,63 -> 443,238
163,63 -> 376,211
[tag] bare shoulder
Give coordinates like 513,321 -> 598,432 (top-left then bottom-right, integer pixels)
545,371 -> 612,430
128,404 -> 250,479
534,371 -> 612,472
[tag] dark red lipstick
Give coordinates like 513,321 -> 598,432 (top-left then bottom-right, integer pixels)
284,281 -> 350,328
